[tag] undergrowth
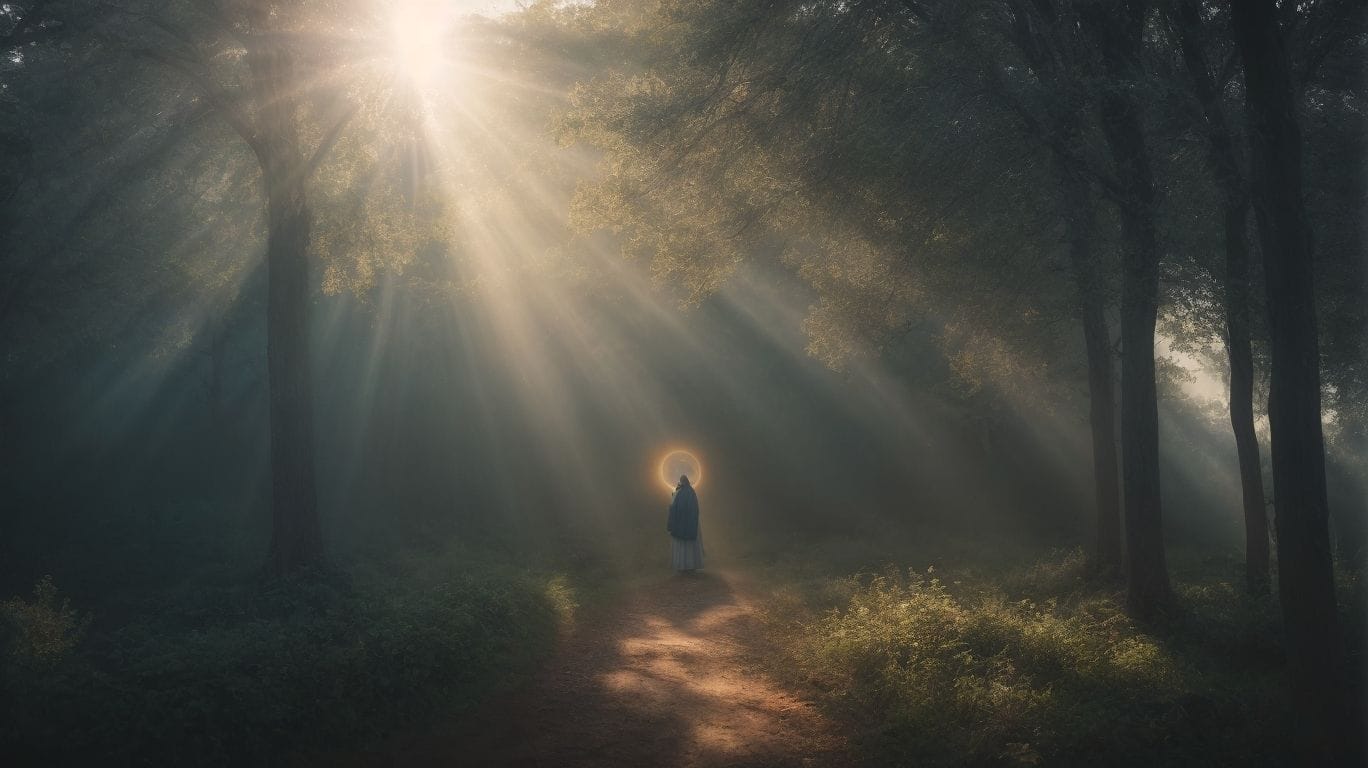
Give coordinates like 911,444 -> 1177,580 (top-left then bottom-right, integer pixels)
762,549 -> 1307,767
0,549 -> 577,766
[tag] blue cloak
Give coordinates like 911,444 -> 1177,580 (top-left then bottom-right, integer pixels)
667,483 -> 700,541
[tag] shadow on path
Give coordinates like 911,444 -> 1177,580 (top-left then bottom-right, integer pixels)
350,570 -> 847,767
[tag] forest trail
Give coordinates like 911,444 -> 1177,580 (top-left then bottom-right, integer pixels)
351,570 -> 848,767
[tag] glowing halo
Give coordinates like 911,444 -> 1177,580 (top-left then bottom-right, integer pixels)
658,449 -> 703,491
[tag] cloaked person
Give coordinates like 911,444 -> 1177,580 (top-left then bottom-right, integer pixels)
666,475 -> 703,572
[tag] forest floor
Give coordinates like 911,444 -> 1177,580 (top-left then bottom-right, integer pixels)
336,569 -> 850,767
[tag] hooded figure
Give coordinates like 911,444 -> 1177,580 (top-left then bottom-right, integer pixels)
667,475 -> 704,571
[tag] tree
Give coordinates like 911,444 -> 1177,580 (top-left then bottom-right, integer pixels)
1078,0 -> 1174,615
133,2 -> 362,572
563,0 -> 1136,575
1162,0 -> 1269,595
988,0 -> 1125,574
1296,0 -> 1368,571
1230,0 -> 1352,761
1058,161 -> 1124,573
106,0 -> 438,572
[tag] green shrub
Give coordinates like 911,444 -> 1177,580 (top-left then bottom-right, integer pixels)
1,576 -> 89,668
0,555 -> 575,766
771,556 -> 1292,767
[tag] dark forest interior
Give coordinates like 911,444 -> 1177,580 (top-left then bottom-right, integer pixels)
1,1 -> 1365,765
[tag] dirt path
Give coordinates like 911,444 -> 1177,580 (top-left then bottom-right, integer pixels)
357,570 -> 848,767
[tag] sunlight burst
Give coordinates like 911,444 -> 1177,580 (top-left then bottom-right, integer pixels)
388,1 -> 451,92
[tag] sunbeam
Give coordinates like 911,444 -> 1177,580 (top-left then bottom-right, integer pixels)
386,0 -> 456,95
2,0 -> 1363,765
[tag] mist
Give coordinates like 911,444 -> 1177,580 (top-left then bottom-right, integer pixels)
1,1 -> 1364,766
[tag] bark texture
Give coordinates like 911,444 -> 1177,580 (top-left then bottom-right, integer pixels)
1168,0 -> 1269,594
1061,168 -> 1122,571
1002,0 -> 1123,574
1231,1 -> 1350,762
1088,0 -> 1170,618
249,14 -> 323,574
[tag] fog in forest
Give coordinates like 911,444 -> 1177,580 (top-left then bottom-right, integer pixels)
1,1 -> 1364,766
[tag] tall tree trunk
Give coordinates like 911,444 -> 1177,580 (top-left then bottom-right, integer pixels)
1082,300 -> 1122,571
998,2 -> 1123,575
1222,201 -> 1271,594
1089,0 -> 1170,619
1168,0 -> 1270,594
1231,2 -> 1350,763
264,185 -> 322,573
250,17 -> 323,574
1061,167 -> 1122,572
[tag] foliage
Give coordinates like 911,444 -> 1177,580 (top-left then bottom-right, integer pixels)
557,0 -> 1087,399
764,551 -> 1294,767
0,553 -> 575,767
0,576 -> 90,668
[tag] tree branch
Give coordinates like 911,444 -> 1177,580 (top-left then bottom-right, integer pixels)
135,45 -> 265,165
979,62 -> 1127,204
301,99 -> 361,182
1294,0 -> 1368,85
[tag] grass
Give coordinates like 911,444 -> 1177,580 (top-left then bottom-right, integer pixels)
3,525 -> 1359,767
0,547 -> 580,767
754,546 -> 1354,767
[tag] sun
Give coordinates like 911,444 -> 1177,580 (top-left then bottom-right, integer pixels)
388,1 -> 451,92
